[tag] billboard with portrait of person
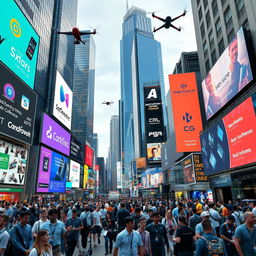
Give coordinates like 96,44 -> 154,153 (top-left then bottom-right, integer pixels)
0,139 -> 27,185
202,27 -> 253,120
147,143 -> 161,165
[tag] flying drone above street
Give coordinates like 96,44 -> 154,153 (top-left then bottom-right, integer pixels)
102,101 -> 114,106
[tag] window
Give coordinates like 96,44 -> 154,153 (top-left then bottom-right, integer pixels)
212,0 -> 218,17
199,7 -> 202,20
211,50 -> 217,65
218,38 -> 225,55
215,17 -> 222,37
235,0 -> 245,13
224,6 -> 233,29
203,40 -> 208,53
209,30 -> 214,49
206,11 -> 211,28
228,29 -> 235,43
203,0 -> 208,8
205,59 -> 210,73
242,19 -> 250,30
200,23 -> 205,38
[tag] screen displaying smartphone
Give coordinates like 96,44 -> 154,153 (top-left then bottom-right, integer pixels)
217,125 -> 224,141
43,157 -> 49,172
217,143 -> 224,160
26,37 -> 37,60
209,153 -> 217,170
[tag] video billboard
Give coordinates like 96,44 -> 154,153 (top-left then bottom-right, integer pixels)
200,93 -> 256,175
87,169 -> 95,189
37,146 -> 69,193
0,139 -> 27,185
182,155 -> 196,184
85,145 -> 94,167
136,157 -> 147,169
40,113 -> 71,155
53,71 -> 73,129
202,27 -> 253,120
193,154 -> 208,182
0,62 -> 37,144
70,136 -> 84,163
69,160 -> 80,188
144,86 -> 165,143
141,167 -> 163,188
169,72 -> 203,152
147,143 -> 161,165
83,165 -> 88,189
0,0 -> 39,89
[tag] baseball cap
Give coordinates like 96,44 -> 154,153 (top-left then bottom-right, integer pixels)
200,211 -> 210,217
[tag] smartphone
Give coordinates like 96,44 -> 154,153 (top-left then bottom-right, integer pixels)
43,157 -> 49,172
26,37 -> 37,60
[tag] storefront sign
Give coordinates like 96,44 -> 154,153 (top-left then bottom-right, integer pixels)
0,188 -> 23,192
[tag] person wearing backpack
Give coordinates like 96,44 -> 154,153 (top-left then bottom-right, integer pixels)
208,203 -> 222,237
196,220 -> 225,256
0,214 -> 10,256
232,206 -> 244,227
9,210 -> 34,256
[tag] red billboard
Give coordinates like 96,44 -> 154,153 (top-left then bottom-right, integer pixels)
169,72 -> 203,152
85,145 -> 94,167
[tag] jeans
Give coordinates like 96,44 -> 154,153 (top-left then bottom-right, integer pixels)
152,245 -> 166,256
104,235 -> 113,253
65,239 -> 77,256
81,226 -> 91,249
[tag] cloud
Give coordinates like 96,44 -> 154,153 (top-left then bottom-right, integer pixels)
77,0 -> 197,158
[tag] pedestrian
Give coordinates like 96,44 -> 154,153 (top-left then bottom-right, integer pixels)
113,216 -> 142,256
195,200 -> 203,215
232,206 -> 244,227
146,209 -> 154,226
9,210 -> 34,256
92,205 -> 102,247
29,230 -> 52,256
195,211 -> 216,239
234,211 -> 256,256
173,215 -> 196,256
188,208 -> 201,233
208,203 -> 221,236
32,208 -> 48,238
0,214 -> 10,256
137,217 -> 152,256
100,204 -> 107,222
117,202 -> 130,233
146,212 -> 170,256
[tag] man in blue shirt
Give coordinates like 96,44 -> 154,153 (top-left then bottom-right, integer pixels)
113,216 -> 142,256
235,211 -> 256,256
0,214 -> 10,256
9,210 -> 33,256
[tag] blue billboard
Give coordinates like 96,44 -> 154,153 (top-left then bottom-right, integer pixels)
0,0 -> 40,89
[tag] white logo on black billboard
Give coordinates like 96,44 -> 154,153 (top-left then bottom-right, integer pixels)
147,88 -> 158,100
148,131 -> 163,138
148,117 -> 161,125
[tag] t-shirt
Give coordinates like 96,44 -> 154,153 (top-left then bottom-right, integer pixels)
220,223 -> 235,244
93,211 -> 102,226
175,226 -> 195,252
195,223 -> 216,236
100,208 -> 107,219
29,247 -> 52,256
0,228 -> 10,256
65,217 -> 82,240
32,219 -> 49,234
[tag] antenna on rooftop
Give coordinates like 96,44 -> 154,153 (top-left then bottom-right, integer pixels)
126,0 -> 129,11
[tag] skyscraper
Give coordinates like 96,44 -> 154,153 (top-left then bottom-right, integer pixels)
72,33 -> 96,146
120,6 -> 167,189
93,133 -> 99,158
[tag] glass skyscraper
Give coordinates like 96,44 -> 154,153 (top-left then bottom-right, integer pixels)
120,6 -> 167,188
72,33 -> 96,146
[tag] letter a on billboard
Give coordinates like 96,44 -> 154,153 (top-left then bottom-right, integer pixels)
169,73 -> 202,152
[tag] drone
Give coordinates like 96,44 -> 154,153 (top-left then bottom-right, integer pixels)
152,10 -> 186,33
102,101 -> 114,106
57,27 -> 96,44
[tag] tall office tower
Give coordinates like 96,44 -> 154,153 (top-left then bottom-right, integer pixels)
109,115 -> 120,190
93,133 -> 99,158
120,6 -> 167,187
191,0 -> 256,79
96,157 -> 105,193
72,33 -> 96,145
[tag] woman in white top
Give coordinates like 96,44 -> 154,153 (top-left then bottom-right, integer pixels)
29,230 -> 52,256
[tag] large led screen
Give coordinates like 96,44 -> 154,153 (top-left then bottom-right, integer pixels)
0,139 -> 27,185
200,94 -> 256,175
0,0 -> 39,89
169,72 -> 203,152
69,160 -> 80,188
202,27 -> 253,120
141,168 -> 163,188
83,165 -> 88,189
147,143 -> 161,165
85,145 -> 94,167
70,136 -> 84,163
37,146 -> 69,193
53,71 -> 73,129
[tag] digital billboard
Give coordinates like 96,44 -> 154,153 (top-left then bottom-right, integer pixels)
144,86 -> 165,143
87,169 -> 95,189
80,165 -> 84,189
169,72 -> 203,152
147,143 -> 161,165
37,146 -> 69,193
0,139 -> 27,185
0,62 -> 37,144
136,157 -> 147,169
200,93 -> 256,175
202,27 -> 253,120
83,165 -> 88,189
182,155 -> 196,184
193,154 -> 208,182
40,113 -> 71,156
70,136 -> 84,163
85,145 -> 94,167
141,168 -> 163,188
0,0 -> 39,89
69,160 -> 80,188
53,71 -> 73,129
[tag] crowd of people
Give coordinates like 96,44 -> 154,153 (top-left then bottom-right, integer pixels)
0,198 -> 255,256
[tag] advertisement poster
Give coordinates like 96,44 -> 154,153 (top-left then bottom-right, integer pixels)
87,169 -> 95,189
144,86 -> 165,143
193,154 -> 208,182
85,145 -> 94,167
169,72 -> 202,152
0,0 -> 39,89
83,165 -> 88,189
202,28 -> 253,120
201,93 -> 256,175
141,168 -> 163,188
49,151 -> 68,193
69,160 -> 80,188
136,157 -> 147,169
80,165 -> 84,189
70,136 -> 84,163
40,113 -> 71,155
0,139 -> 27,185
182,155 -> 196,184
53,71 -> 73,129
147,143 -> 161,165
0,62 -> 37,144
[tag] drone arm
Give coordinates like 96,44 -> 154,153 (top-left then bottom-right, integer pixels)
170,24 -> 181,32
171,12 -> 186,22
153,24 -> 166,33
57,31 -> 73,35
152,14 -> 165,22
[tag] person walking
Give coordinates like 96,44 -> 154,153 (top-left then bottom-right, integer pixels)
117,202 -> 130,233
92,205 -> 102,247
0,214 -> 10,256
29,230 -> 52,256
137,217 -> 152,256
208,203 -> 221,236
232,206 -> 244,227
113,216 -> 142,256
32,208 -> 48,238
188,208 -> 201,233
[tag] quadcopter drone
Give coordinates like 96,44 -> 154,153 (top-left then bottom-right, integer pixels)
102,101 -> 114,106
57,27 -> 96,44
152,10 -> 186,33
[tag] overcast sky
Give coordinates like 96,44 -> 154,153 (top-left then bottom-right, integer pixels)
77,0 -> 198,158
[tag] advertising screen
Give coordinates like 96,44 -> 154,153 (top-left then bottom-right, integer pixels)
0,0 -> 39,89
193,154 -> 208,182
87,169 -> 95,189
69,160 -> 80,188
169,72 -> 203,152
37,146 -> 69,193
53,71 -> 73,129
70,136 -> 84,163
136,158 -> 147,169
202,27 -> 253,120
0,62 -> 37,144
0,139 -> 27,185
85,145 -> 94,167
144,86 -> 165,143
147,143 -> 161,165
41,113 -> 71,155
80,165 -> 84,189
141,168 -> 163,188
83,165 -> 88,189
201,93 -> 256,175
182,155 -> 196,184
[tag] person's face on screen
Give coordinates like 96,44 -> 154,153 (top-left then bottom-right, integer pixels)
229,38 -> 238,64
206,74 -> 215,95
152,148 -> 158,157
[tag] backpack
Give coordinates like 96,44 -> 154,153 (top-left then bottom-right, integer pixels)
202,237 -> 224,256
